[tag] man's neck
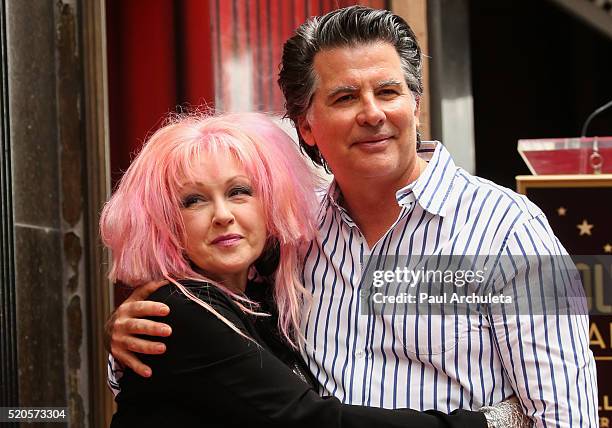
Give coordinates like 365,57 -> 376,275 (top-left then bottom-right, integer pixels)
336,157 -> 427,248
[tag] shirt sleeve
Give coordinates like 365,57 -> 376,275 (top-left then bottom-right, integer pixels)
107,353 -> 123,397
488,214 -> 598,428
147,286 -> 487,428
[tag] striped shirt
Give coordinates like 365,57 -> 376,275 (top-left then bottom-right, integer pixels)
300,141 -> 598,428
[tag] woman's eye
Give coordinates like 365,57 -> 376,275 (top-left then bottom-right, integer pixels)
229,185 -> 253,197
182,194 -> 206,208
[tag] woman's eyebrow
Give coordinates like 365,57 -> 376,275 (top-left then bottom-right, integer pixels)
180,175 -> 251,188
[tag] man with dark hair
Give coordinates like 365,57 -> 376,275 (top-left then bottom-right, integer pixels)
107,6 -> 597,427
279,6 -> 424,170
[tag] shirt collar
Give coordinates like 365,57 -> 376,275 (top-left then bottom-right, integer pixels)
323,180 -> 357,227
324,141 -> 457,220
395,141 -> 457,217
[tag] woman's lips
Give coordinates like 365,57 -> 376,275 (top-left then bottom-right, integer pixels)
211,234 -> 243,247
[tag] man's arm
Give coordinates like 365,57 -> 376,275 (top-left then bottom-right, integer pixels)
488,215 -> 598,428
120,283 -> 489,428
105,280 -> 172,377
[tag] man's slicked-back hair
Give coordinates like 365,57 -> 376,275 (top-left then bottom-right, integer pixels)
278,6 -> 423,169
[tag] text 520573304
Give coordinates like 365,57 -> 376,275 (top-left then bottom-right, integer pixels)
0,407 -> 68,422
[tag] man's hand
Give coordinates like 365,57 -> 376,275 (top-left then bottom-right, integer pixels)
105,280 -> 172,377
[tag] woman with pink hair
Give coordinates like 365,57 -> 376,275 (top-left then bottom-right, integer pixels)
101,112 -> 491,427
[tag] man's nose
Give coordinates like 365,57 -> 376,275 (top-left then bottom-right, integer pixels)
356,97 -> 385,127
212,201 -> 234,226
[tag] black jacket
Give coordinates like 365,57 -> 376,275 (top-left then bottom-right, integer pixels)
111,281 -> 486,428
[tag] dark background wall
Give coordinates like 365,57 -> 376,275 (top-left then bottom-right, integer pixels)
470,0 -> 612,189
1,0 -> 111,425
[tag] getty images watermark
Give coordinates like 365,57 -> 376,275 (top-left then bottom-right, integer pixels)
370,265 -> 509,304
359,255 -> 608,316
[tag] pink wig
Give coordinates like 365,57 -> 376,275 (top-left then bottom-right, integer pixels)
100,112 -> 318,347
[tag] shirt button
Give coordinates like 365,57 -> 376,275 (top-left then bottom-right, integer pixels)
356,350 -> 365,359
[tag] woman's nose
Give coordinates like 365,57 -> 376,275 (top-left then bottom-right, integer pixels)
212,201 -> 234,226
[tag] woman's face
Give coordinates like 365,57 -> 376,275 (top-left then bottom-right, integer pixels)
179,153 -> 267,291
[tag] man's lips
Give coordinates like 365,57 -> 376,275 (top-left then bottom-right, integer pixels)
352,135 -> 394,145
210,234 -> 243,246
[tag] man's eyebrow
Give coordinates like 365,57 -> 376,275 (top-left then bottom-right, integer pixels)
326,85 -> 358,99
375,79 -> 403,89
325,80 -> 403,100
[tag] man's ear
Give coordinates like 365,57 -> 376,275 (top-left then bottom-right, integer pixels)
298,115 -> 316,147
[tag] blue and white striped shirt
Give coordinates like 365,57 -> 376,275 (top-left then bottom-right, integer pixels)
300,141 -> 598,427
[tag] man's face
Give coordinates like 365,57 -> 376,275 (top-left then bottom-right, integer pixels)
299,42 -> 420,185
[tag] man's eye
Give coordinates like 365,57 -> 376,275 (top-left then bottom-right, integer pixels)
379,89 -> 399,97
182,194 -> 206,208
229,185 -> 253,197
334,94 -> 354,104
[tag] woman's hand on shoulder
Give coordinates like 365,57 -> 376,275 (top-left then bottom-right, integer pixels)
105,280 -> 172,377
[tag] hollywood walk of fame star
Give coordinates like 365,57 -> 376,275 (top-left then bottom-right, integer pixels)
576,219 -> 594,236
